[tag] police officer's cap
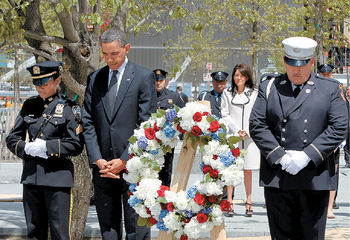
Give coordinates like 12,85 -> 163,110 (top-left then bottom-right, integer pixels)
153,69 -> 168,81
27,61 -> 63,86
211,71 -> 228,81
282,37 -> 317,67
317,64 -> 334,73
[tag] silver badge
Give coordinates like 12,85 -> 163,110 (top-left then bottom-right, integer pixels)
53,103 -> 64,117
306,89 -> 311,93
307,81 -> 314,85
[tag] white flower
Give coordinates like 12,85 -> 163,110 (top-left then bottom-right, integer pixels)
183,219 -> 201,238
174,191 -> 188,211
163,212 -> 183,231
134,205 -> 150,218
134,179 -> 161,200
197,182 -> 223,196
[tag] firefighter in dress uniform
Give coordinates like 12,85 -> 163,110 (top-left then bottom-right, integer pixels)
153,69 -> 184,186
6,61 -> 84,240
198,71 -> 228,119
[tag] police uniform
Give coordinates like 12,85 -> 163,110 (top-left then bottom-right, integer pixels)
249,37 -> 348,239
198,71 -> 228,118
6,61 -> 84,240
153,69 -> 184,186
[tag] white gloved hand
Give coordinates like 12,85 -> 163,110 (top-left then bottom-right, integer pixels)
29,139 -> 48,159
24,142 -> 36,156
279,154 -> 292,170
285,150 -> 311,175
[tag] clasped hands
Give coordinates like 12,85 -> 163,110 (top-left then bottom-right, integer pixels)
96,159 -> 126,179
24,138 -> 48,159
279,150 -> 311,175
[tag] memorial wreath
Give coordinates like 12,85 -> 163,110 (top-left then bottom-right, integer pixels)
124,102 -> 245,239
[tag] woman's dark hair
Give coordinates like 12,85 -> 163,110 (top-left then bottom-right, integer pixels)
230,64 -> 255,93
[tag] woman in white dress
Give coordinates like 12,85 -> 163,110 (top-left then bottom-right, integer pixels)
221,64 -> 260,217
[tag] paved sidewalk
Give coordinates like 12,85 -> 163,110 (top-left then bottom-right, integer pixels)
1,149 -> 350,239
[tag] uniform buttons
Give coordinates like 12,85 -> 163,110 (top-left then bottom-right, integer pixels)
304,139 -> 307,143
43,113 -> 47,118
283,119 -> 287,123
55,121 -> 58,125
281,137 -> 286,142
304,119 -> 308,123
44,104 -> 48,108
55,154 -> 58,157
282,128 -> 286,132
304,129 -> 308,133
40,133 -> 44,137
51,153 -> 54,156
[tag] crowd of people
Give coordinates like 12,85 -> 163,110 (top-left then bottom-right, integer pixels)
5,28 -> 350,240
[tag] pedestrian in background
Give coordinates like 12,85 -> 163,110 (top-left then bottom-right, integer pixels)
82,28 -> 156,240
318,63 -> 340,218
176,85 -> 189,105
250,37 -> 348,239
6,61 -> 84,240
221,64 -> 260,217
344,85 -> 350,168
198,71 -> 228,119
153,69 -> 184,186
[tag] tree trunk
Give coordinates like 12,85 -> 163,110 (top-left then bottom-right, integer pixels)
315,0 -> 324,68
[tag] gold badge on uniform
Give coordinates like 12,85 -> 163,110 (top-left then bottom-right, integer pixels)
76,124 -> 83,135
168,99 -> 173,104
53,103 -> 64,117
33,66 -> 40,74
339,84 -> 346,102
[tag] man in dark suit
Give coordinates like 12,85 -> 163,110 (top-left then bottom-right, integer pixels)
176,85 -> 189,105
198,71 -> 228,118
82,28 -> 156,240
153,69 -> 184,186
249,37 -> 348,239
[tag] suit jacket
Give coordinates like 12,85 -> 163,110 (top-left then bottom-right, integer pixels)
249,72 -> 348,190
198,90 -> 222,118
157,88 -> 185,110
82,62 -> 157,168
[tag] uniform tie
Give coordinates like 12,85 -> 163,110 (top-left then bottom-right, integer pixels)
216,93 -> 222,104
108,70 -> 119,113
293,85 -> 301,98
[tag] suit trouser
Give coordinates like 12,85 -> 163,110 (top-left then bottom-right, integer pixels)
264,187 -> 328,240
159,151 -> 174,187
344,129 -> 350,164
23,184 -> 71,240
93,168 -> 150,240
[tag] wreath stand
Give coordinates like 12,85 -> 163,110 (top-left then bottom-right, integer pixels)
157,101 -> 227,240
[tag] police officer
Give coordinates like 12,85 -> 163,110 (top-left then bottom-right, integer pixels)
198,71 -> 228,118
153,69 -> 184,186
6,61 -> 84,240
250,37 -> 348,239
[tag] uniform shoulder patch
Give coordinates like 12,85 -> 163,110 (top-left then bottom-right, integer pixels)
72,105 -> 82,121
76,124 -> 83,135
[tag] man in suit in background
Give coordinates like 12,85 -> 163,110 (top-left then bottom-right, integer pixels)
82,28 -> 156,240
250,37 -> 348,239
176,85 -> 189,105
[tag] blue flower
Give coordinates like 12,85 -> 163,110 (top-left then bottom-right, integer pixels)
199,161 -> 204,171
166,108 -> 177,122
156,221 -> 168,231
203,207 -> 213,214
128,196 -> 143,207
219,151 -> 236,167
137,136 -> 148,150
211,132 -> 221,141
128,183 -> 137,193
159,209 -> 169,220
162,122 -> 176,139
184,210 -> 193,218
149,149 -> 159,155
187,185 -> 198,199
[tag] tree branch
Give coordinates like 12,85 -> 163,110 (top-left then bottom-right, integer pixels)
9,43 -> 57,61
53,3 -> 80,42
60,66 -> 86,105
112,0 -> 130,31
23,30 -> 75,49
126,12 -> 152,33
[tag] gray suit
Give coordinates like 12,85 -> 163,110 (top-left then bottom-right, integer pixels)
82,62 -> 157,240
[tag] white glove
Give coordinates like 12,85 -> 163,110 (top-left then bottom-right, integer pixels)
285,150 -> 311,175
279,154 -> 292,170
26,139 -> 48,159
24,142 -> 36,156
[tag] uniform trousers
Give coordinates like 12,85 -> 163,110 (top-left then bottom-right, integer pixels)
23,185 -> 71,240
264,187 -> 329,240
159,151 -> 174,187
93,167 -> 150,240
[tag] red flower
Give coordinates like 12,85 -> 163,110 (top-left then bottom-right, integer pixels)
160,185 -> 170,191
180,218 -> 191,223
220,200 -> 231,211
202,165 -> 212,174
231,147 -> 240,158
129,154 -> 134,159
157,189 -> 165,197
180,235 -> 188,240
203,112 -> 209,116
145,127 -> 156,140
193,112 -> 202,122
167,202 -> 174,212
153,123 -> 160,131
127,190 -> 131,197
196,213 -> 208,223
213,155 -> 218,160
209,169 -> 219,179
149,216 -> 157,225
146,208 -> 151,214
191,125 -> 202,136
194,194 -> 206,205
208,120 -> 220,132
177,124 -> 186,134
208,195 -> 217,203
155,137 -> 162,143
